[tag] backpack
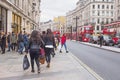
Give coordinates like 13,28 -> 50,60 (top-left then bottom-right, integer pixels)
30,41 -> 40,51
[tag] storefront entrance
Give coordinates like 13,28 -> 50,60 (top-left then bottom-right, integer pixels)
12,13 -> 21,34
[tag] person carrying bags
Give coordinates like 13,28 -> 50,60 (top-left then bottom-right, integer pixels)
26,30 -> 44,74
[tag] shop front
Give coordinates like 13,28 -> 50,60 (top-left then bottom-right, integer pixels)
12,13 -> 21,34
0,6 -> 7,33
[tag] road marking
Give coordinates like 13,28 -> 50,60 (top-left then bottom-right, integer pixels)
68,52 -> 104,80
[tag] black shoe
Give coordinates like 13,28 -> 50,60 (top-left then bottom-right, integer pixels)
7,50 -> 10,52
60,50 -> 62,53
66,51 -> 68,53
38,69 -> 40,74
31,70 -> 35,73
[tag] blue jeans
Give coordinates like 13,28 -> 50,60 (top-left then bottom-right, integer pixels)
18,42 -> 24,53
60,42 -> 67,51
8,43 -> 11,51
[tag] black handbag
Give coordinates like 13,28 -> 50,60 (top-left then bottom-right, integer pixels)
23,55 -> 30,70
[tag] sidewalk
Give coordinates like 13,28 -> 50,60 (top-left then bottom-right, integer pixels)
0,50 -> 102,80
79,41 -> 120,53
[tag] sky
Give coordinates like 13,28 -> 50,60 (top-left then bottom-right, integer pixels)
40,0 -> 78,22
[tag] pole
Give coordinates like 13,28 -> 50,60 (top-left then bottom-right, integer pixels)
76,16 -> 78,41
71,26 -> 72,40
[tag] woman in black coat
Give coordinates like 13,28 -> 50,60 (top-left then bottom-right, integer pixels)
44,29 -> 56,68
26,30 -> 44,73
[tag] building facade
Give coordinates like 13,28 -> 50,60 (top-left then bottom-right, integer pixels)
66,0 -> 114,34
53,16 -> 66,35
40,20 -> 53,32
0,0 -> 41,34
115,0 -> 120,21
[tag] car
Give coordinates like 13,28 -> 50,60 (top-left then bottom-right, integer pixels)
89,35 -> 99,44
102,35 -> 114,46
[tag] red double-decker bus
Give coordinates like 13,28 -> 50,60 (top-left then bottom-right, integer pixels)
79,25 -> 93,42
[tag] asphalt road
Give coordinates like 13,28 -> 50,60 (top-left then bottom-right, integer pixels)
67,40 -> 120,80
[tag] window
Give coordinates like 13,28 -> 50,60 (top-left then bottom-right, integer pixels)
93,5 -> 95,9
97,26 -> 99,30
102,11 -> 105,16
92,11 -> 95,15
106,11 -> 109,16
98,5 -> 100,9
111,11 -> 113,16
107,5 -> 109,9
111,5 -> 113,9
102,5 -> 104,9
111,19 -> 113,22
97,19 -> 100,24
98,11 -> 100,16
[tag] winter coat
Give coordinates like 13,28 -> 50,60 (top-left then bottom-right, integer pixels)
61,35 -> 66,44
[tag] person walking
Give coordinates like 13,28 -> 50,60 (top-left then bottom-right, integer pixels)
23,31 -> 29,52
26,30 -> 44,73
44,29 -> 56,68
7,32 -> 11,52
59,33 -> 68,53
99,34 -> 103,47
11,32 -> 17,51
1,32 -> 6,54
18,31 -> 24,54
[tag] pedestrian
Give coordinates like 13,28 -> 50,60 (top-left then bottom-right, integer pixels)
44,29 -> 56,68
18,31 -> 24,54
7,32 -> 11,52
1,32 -> 6,54
23,31 -> 29,52
59,33 -> 68,53
26,30 -> 44,73
99,34 -> 103,47
10,32 -> 17,51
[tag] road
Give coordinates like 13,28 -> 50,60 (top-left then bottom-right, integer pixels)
67,40 -> 120,80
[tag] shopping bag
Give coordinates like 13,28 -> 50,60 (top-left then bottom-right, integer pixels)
40,48 -> 45,56
39,55 -> 45,64
23,55 -> 30,70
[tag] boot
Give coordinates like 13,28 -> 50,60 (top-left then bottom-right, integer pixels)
46,63 -> 50,68
38,68 -> 40,74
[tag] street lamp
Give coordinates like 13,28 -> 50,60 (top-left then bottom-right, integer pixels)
73,16 -> 79,41
71,26 -> 72,40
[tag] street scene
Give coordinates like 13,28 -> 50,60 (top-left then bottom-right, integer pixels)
0,0 -> 120,80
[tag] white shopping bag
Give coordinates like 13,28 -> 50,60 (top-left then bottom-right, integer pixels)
58,44 -> 61,51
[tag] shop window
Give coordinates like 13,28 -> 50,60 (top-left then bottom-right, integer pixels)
97,26 -> 99,30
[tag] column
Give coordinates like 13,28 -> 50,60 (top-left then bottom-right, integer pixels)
7,10 -> 12,33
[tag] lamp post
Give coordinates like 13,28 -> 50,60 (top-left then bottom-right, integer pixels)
71,26 -> 72,40
74,16 -> 79,41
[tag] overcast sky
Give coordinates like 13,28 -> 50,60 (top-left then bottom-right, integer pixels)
40,0 -> 78,22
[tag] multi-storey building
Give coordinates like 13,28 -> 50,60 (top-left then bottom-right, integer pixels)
66,0 -> 114,34
0,0 -> 41,34
115,0 -> 120,21
40,20 -> 53,32
53,16 -> 66,35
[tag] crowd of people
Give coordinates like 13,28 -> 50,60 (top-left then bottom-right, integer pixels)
0,29 -> 69,74
0,31 -> 29,54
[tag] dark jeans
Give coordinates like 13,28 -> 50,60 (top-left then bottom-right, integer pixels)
45,48 -> 52,63
8,43 -> 11,51
11,43 -> 16,51
1,43 -> 6,53
29,50 -> 40,71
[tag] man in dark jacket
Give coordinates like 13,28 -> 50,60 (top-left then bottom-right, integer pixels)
18,31 -> 24,54
7,32 -> 11,51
